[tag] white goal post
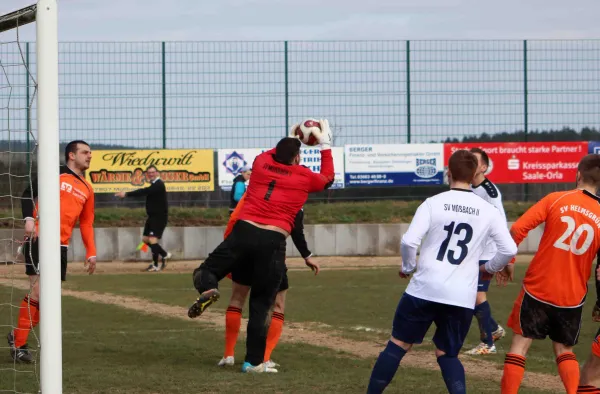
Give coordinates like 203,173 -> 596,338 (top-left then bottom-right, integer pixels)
36,1 -> 61,393
0,1 -> 61,393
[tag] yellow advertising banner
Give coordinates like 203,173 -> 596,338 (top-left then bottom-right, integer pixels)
85,149 -> 214,193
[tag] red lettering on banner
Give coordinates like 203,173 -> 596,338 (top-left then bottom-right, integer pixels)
443,142 -> 588,184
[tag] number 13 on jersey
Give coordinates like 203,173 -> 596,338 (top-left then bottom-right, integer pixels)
436,221 -> 474,265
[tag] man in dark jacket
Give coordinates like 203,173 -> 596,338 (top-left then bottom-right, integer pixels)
116,165 -> 171,271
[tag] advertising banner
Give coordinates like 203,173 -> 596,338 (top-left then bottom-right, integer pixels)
344,144 -> 444,187
588,141 -> 600,154
86,149 -> 215,193
443,142 -> 588,183
218,147 -> 345,190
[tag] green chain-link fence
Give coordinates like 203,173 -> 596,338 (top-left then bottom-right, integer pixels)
3,39 -> 599,148
1,40 -> 600,204
55,40 -> 600,148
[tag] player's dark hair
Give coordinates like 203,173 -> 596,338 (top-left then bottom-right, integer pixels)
64,140 -> 90,164
448,149 -> 478,183
469,147 -> 489,167
146,165 -> 158,172
274,137 -> 301,164
577,154 -> 600,187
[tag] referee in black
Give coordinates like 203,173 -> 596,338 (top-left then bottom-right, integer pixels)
116,165 -> 171,271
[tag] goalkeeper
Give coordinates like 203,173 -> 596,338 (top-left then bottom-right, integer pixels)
187,120 -> 334,373
217,193 -> 319,371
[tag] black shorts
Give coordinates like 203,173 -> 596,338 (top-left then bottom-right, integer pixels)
232,264 -> 289,292
193,220 -> 287,296
192,220 -> 287,366
22,238 -> 69,281
143,215 -> 167,239
508,288 -> 583,347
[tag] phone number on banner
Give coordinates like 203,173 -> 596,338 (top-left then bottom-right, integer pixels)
346,173 -> 395,186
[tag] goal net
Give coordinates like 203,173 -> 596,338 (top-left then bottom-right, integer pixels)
0,2 -> 61,394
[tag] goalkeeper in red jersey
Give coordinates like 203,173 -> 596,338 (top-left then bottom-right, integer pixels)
188,120 -> 334,373
218,194 -> 319,371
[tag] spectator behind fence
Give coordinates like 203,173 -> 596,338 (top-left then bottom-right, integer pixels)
229,165 -> 252,216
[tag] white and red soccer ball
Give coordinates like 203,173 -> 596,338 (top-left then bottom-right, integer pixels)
293,119 -> 321,146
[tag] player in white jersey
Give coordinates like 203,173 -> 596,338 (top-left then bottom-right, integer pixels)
465,147 -> 507,355
366,150 -> 518,394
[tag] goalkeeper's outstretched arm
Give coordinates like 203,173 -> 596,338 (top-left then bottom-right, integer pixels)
307,119 -> 335,192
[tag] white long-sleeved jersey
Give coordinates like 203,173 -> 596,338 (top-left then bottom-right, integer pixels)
471,178 -> 507,260
401,188 -> 517,309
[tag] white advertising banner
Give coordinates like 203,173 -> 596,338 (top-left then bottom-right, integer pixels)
344,144 -> 444,187
218,147 -> 345,190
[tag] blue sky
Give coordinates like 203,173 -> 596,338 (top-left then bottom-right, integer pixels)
1,1 -> 599,150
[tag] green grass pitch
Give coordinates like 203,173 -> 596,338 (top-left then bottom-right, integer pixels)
0,261 -> 590,393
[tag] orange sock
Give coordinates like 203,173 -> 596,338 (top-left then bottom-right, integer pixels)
577,384 -> 600,393
501,353 -> 526,394
264,312 -> 284,362
224,306 -> 242,358
557,352 -> 580,394
14,295 -> 39,349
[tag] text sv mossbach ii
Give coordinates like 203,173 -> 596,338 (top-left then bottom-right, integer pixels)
85,150 -> 215,193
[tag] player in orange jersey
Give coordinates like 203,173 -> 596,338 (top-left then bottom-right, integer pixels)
577,256 -> 600,393
217,194 -> 319,372
7,140 -> 97,364
499,154 -> 600,394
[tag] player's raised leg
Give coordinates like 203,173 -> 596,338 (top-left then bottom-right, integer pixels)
189,220 -> 256,319
188,240 -> 234,318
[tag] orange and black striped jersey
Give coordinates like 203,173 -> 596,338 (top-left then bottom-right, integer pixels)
22,166 -> 96,260
511,189 -> 600,307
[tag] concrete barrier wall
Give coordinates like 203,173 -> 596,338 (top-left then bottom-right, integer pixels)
0,222 -> 544,262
